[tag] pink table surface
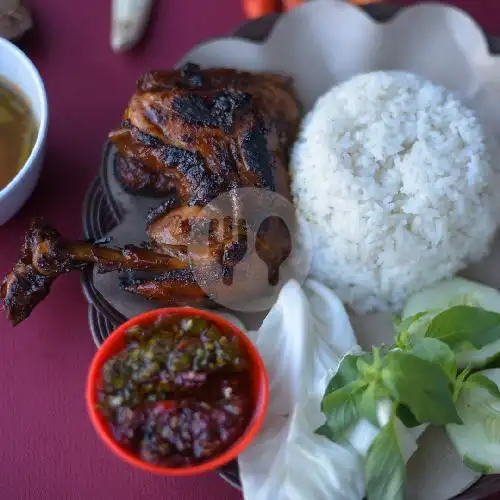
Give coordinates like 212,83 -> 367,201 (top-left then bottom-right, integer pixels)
1,1 -> 500,500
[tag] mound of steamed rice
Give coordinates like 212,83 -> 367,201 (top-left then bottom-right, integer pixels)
291,71 -> 499,314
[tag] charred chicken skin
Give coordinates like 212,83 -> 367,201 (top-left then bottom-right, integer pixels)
1,63 -> 301,326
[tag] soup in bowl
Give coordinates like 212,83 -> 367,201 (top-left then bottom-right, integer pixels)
0,37 -> 48,225
0,76 -> 38,190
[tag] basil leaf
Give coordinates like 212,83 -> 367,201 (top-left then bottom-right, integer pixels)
453,367 -> 472,402
359,382 -> 382,426
322,381 -> 365,439
394,312 -> 432,349
315,423 -> 336,441
483,352 -> 500,370
381,352 -> 461,425
458,341 -> 478,352
325,398 -> 359,439
409,337 -> 457,381
365,414 -> 405,500
321,354 -> 362,411
426,306 -> 500,350
465,373 -> 500,399
357,353 -> 375,376
395,330 -> 411,351
396,404 -> 421,428
394,312 -> 428,335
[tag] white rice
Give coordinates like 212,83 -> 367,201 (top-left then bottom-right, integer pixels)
291,71 -> 499,314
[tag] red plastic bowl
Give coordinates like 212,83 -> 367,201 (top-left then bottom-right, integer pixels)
85,307 -> 269,476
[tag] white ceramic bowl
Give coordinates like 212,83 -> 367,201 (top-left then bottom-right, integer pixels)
0,37 -> 48,225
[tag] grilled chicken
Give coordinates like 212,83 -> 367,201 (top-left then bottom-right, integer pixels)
1,63 -> 301,326
0,218 -> 213,325
110,62 -> 299,199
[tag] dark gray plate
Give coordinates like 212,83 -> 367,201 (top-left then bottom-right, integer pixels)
81,5 -> 500,497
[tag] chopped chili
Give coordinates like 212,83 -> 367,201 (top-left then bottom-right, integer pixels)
97,315 -> 252,467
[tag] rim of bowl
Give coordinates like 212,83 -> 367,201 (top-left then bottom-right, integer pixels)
85,307 -> 270,476
0,37 -> 49,200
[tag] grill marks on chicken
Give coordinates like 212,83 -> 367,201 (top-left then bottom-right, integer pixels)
119,269 -> 211,306
1,64 -> 301,325
110,63 -> 299,201
170,91 -> 252,133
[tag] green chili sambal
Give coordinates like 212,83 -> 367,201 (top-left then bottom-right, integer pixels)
96,315 -> 252,467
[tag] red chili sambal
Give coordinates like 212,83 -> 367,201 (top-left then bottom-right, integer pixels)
96,315 -> 252,467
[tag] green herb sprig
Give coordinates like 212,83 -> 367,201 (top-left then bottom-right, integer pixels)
317,305 -> 500,500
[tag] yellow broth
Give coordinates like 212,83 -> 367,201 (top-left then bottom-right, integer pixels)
0,77 -> 38,190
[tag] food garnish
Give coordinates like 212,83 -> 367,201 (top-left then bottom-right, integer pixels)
317,278 -> 500,500
97,314 -> 251,467
401,277 -> 500,368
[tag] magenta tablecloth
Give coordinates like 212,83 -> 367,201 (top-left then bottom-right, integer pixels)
1,1 -> 500,500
